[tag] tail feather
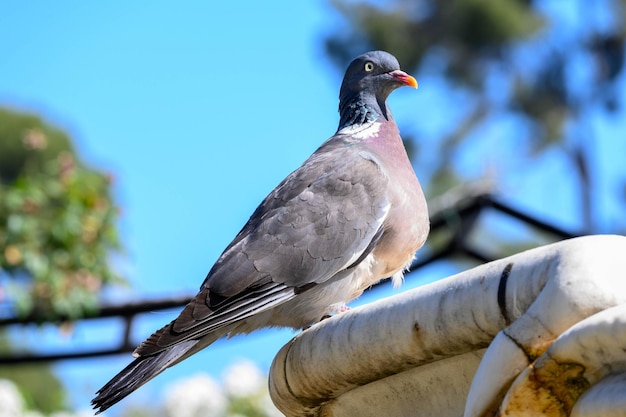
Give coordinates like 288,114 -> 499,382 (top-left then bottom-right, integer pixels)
92,340 -> 197,414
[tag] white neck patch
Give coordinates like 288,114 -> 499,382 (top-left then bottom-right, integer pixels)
337,121 -> 381,140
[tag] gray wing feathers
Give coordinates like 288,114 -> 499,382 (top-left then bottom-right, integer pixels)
134,143 -> 389,356
135,281 -> 294,355
92,339 -> 199,413
220,145 -> 390,290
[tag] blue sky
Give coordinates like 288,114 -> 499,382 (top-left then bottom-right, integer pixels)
2,1 -> 626,415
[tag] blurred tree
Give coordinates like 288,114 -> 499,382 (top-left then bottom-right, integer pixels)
0,107 -> 124,320
0,367 -> 66,414
0,376 -> 88,417
323,0 -> 626,236
0,333 -> 67,413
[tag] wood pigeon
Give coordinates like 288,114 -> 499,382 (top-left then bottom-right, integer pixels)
92,50 -> 429,413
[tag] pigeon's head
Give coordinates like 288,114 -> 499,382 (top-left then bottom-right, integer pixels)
338,51 -> 417,126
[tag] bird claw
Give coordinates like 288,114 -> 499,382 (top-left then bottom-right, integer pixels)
318,304 -> 351,322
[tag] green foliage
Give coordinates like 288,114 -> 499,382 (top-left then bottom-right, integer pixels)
0,107 -> 123,320
0,333 -> 68,413
0,365 -> 67,413
0,108 -> 74,183
448,0 -> 543,49
227,393 -> 275,417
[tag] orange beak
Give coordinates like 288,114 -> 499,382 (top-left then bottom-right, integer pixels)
390,69 -> 418,88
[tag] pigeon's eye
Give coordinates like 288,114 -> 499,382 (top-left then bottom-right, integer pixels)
364,62 -> 374,72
